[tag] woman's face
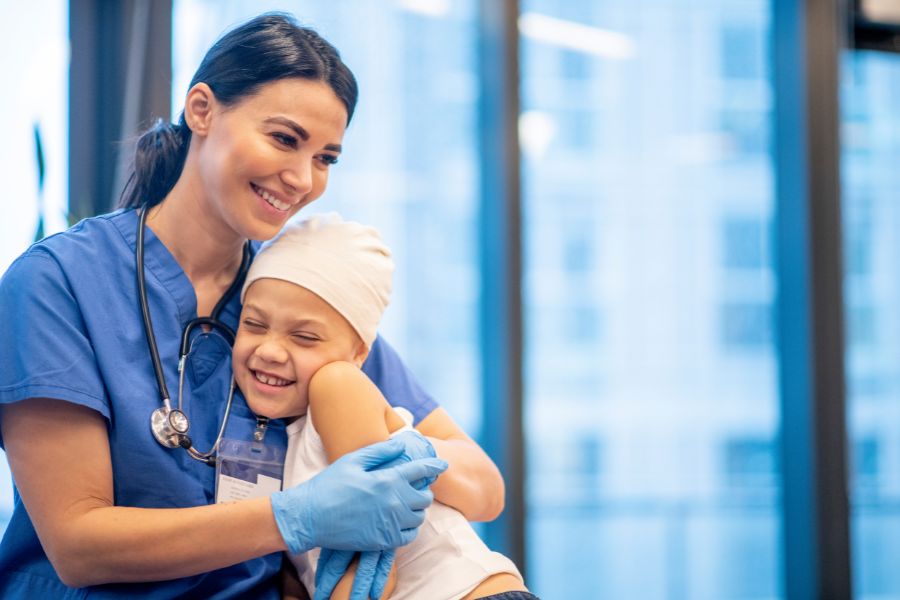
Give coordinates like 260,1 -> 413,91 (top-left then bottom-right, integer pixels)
189,78 -> 348,241
232,278 -> 367,420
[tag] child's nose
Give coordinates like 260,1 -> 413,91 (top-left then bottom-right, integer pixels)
255,338 -> 289,363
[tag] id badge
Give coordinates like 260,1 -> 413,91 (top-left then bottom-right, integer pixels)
215,438 -> 285,503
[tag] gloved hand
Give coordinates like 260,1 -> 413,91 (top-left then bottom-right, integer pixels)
314,548 -> 395,600
312,432 -> 444,599
382,430 -> 440,490
271,436 -> 447,556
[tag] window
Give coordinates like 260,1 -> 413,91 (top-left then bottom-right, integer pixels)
842,49 -> 900,600
523,1 -> 779,597
723,437 -> 777,490
720,24 -> 765,80
721,302 -> 772,348
723,217 -> 768,270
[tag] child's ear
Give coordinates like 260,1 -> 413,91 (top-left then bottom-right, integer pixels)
352,341 -> 370,368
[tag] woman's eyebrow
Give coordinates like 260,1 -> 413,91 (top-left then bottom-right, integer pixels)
264,116 -> 309,140
263,116 -> 342,153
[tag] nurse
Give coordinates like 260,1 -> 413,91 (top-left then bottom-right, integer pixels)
0,12 -> 503,599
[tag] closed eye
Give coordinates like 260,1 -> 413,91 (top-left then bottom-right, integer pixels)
292,333 -> 321,343
241,319 -> 267,332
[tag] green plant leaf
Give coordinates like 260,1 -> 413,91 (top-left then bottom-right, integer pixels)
33,123 -> 45,193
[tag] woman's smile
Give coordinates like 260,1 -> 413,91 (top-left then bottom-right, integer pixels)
250,182 -> 293,212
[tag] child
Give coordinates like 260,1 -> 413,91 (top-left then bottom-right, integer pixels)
232,213 -> 538,600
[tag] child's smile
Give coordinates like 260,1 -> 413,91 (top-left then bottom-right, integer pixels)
232,277 -> 367,420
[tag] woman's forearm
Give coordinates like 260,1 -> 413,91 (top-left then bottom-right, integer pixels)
426,435 -> 505,522
52,497 -> 286,587
1,398 -> 287,588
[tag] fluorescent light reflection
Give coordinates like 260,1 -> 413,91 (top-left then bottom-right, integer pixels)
396,0 -> 451,18
519,110 -> 557,160
518,12 -> 635,60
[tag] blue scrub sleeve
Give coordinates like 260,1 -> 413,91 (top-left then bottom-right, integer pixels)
361,336 -> 439,425
0,250 -> 109,448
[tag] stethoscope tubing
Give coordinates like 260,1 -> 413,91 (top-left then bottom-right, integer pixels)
136,206 -> 251,464
136,207 -> 174,408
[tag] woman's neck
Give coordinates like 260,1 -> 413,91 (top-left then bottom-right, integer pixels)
145,174 -> 245,290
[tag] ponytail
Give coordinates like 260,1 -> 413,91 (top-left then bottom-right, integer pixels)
119,117 -> 190,209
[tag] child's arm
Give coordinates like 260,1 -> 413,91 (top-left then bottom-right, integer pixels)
313,361 -> 503,523
306,361 -> 405,600
309,362 -> 406,461
281,555 -> 311,600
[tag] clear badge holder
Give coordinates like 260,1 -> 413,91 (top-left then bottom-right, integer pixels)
215,436 -> 285,504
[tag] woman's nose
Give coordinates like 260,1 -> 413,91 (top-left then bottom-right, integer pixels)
281,157 -> 314,197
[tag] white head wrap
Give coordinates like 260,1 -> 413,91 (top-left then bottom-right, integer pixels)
241,213 -> 393,349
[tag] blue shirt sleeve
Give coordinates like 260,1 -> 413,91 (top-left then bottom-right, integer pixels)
0,249 -> 109,447
361,335 -> 438,424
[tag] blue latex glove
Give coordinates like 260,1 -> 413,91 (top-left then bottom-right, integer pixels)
271,436 -> 448,556
314,548 -> 394,600
383,430 -> 439,490
313,432 -> 443,599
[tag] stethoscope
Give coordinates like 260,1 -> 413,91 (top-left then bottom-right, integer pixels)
136,206 -> 258,466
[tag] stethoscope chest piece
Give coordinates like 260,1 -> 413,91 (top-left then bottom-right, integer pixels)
151,405 -> 190,449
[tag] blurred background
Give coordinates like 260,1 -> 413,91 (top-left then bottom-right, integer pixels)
2,1 -> 900,598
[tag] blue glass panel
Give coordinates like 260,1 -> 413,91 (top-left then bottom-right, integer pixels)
842,49 -> 900,600
0,0 -> 69,537
521,2 -> 781,598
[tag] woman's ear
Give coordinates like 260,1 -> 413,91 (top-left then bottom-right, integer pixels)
183,83 -> 216,136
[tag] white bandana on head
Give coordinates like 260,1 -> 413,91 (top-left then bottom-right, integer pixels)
241,212 -> 393,348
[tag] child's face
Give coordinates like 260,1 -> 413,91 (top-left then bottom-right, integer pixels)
233,277 -> 367,420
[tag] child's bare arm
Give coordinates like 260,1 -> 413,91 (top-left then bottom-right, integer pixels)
306,361 -> 403,600
308,361 -> 406,461
281,555 -> 311,600
312,361 -> 503,522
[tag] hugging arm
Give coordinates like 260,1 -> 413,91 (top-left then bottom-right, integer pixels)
364,338 -> 504,522
0,397 -> 443,590
415,408 -> 504,522
0,398 -> 286,587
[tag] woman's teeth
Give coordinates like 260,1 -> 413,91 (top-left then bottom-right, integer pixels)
254,371 -> 291,387
254,185 -> 291,211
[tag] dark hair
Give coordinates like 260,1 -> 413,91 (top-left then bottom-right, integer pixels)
120,12 -> 358,209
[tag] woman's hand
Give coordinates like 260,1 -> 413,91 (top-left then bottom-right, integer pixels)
270,437 -> 448,555
314,548 -> 395,600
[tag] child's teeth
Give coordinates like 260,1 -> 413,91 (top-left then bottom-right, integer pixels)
255,371 -> 288,386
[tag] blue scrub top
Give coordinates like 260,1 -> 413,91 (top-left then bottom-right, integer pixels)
0,209 -> 438,599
